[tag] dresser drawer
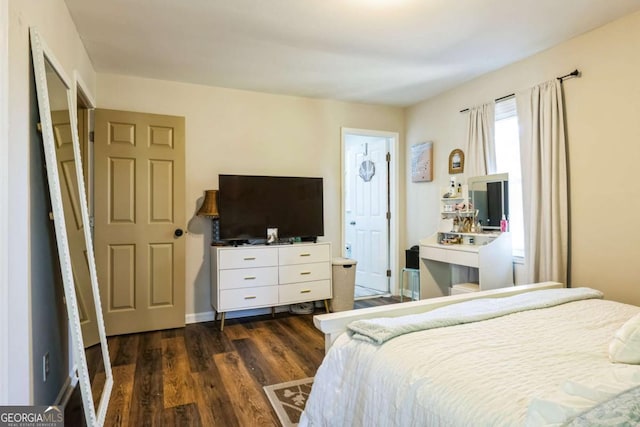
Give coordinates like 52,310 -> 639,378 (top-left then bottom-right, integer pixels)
279,262 -> 331,284
218,247 -> 277,269
219,286 -> 278,311
219,267 -> 278,290
279,280 -> 331,304
421,246 -> 449,263
448,250 -> 479,268
278,243 -> 330,265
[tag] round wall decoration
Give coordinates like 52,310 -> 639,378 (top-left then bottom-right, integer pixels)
359,160 -> 375,182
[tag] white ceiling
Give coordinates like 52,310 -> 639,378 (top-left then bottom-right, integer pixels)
64,0 -> 640,106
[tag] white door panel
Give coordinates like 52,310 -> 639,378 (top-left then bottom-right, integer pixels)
345,135 -> 389,293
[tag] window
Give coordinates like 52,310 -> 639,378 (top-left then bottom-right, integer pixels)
494,97 -> 524,258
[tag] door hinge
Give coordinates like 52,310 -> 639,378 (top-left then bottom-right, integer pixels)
386,211 -> 391,220
89,216 -> 95,227
386,269 -> 391,277
386,152 -> 391,162
89,130 -> 95,142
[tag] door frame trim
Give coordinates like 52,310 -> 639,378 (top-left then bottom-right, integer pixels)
340,127 -> 399,296
69,71 -> 97,381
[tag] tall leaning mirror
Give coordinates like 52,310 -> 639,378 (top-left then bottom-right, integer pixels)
30,28 -> 112,426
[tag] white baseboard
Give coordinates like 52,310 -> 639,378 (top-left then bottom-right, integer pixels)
185,311 -> 216,324
54,374 -> 77,408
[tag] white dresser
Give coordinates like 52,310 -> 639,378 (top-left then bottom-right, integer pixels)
211,242 -> 332,329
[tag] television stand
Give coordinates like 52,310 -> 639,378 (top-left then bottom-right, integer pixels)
226,239 -> 249,247
210,242 -> 332,330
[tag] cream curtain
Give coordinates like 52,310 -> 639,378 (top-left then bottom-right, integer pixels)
516,80 -> 568,284
465,103 -> 496,177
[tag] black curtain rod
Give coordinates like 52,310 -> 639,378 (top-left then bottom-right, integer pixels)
557,69 -> 580,81
459,69 -> 580,113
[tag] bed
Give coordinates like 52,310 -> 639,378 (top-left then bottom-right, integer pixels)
301,284 -> 640,426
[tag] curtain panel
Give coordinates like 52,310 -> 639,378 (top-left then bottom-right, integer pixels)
465,103 -> 496,177
516,80 -> 568,284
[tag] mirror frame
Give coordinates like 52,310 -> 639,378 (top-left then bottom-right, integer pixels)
30,28 -> 112,426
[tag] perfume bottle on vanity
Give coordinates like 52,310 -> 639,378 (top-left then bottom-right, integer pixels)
500,215 -> 509,232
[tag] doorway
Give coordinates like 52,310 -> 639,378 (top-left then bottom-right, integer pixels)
342,128 -> 398,299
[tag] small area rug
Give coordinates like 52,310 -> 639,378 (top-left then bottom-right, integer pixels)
264,377 -> 314,426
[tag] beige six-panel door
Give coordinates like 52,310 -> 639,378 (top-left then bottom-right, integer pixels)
94,109 -> 185,336
53,110 -> 100,347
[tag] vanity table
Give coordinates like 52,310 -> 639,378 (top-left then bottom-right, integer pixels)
419,232 -> 513,298
419,173 -> 514,298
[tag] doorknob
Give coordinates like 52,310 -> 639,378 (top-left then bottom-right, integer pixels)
350,221 -> 356,225
174,228 -> 185,237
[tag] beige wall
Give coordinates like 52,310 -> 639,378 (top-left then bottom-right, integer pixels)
406,10 -> 640,306
8,0 -> 96,405
96,74 -> 405,316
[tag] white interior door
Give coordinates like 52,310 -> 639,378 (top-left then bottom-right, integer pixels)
344,134 -> 389,293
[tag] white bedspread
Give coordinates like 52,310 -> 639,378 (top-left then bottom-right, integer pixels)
347,287 -> 603,344
300,294 -> 640,427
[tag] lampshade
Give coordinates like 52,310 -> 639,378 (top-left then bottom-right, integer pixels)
197,190 -> 219,218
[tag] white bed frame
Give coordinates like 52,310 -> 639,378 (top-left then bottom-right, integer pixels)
314,281 -> 564,352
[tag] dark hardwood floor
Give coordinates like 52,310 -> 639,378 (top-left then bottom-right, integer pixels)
65,296 -> 400,426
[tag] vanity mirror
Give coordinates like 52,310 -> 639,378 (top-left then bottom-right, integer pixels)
30,28 -> 112,425
467,172 -> 509,230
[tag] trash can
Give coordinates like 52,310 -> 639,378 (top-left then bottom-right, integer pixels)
331,257 -> 357,312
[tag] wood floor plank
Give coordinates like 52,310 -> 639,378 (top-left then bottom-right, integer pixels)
185,321 -> 234,358
248,326 -> 309,383
162,336 -> 196,408
106,335 -> 119,363
232,338 -> 281,387
223,323 -> 251,341
201,321 -> 236,354
85,343 -> 105,380
192,368 -> 240,427
104,364 -> 136,427
163,403 -> 202,427
272,316 -> 325,370
161,327 -> 184,339
183,323 -> 220,373
91,370 -> 107,410
183,331 -> 211,373
214,351 -> 278,426
129,337 -> 163,427
141,330 -> 163,351
111,334 -> 139,366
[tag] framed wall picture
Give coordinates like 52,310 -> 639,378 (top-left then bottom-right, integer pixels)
449,149 -> 464,174
411,141 -> 433,182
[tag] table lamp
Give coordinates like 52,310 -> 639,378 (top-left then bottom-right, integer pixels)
197,189 -> 222,245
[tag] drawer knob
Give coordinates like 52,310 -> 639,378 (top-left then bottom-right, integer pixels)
244,276 -> 256,280
300,253 -> 311,257
300,271 -> 311,275
244,296 -> 257,300
300,289 -> 311,294
244,257 -> 256,261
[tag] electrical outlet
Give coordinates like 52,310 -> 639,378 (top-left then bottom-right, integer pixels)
43,352 -> 50,382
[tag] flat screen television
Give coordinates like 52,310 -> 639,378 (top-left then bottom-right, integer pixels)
218,174 -> 324,242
